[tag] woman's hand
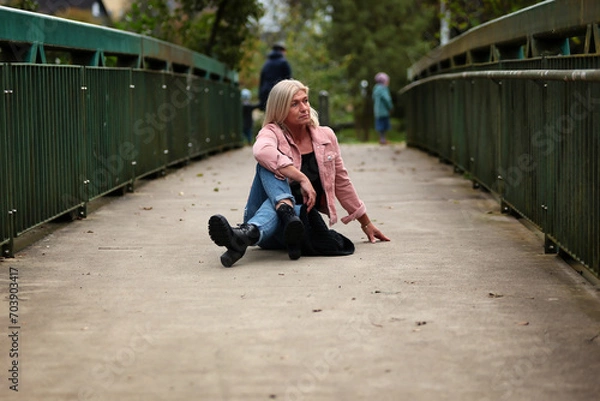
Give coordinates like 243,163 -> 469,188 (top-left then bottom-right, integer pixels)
299,177 -> 317,212
358,215 -> 390,243
279,166 -> 316,211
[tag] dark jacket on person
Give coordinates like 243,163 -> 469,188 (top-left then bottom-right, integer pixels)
258,50 -> 292,110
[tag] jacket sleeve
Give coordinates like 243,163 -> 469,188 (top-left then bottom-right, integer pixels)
328,130 -> 367,224
253,124 -> 294,178
383,88 -> 393,112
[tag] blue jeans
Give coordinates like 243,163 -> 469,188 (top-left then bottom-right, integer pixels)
375,116 -> 390,133
243,164 -> 300,249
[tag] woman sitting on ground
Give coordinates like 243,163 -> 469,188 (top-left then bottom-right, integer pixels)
208,79 -> 389,267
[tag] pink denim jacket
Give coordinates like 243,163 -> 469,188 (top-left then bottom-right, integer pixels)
253,123 -> 366,226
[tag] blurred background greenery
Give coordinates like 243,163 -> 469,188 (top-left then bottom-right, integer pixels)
4,0 -> 541,143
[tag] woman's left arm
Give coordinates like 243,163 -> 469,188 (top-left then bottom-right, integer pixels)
357,214 -> 390,243
327,131 -> 390,243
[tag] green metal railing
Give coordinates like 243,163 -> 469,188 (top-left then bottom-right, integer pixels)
0,7 -> 242,257
401,0 -> 600,278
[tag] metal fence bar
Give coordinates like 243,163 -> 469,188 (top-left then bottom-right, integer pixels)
0,7 -> 243,257
402,71 -> 600,277
6,64 -> 83,236
130,70 -> 169,179
402,0 -> 600,278
164,73 -> 193,166
189,76 -> 210,158
83,67 -> 135,200
400,69 -> 600,95
0,64 -> 12,256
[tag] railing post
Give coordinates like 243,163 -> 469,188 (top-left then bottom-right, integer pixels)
318,90 -> 329,127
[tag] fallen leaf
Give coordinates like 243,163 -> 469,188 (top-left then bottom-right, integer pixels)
312,309 -> 322,313
488,292 -> 504,298
142,206 -> 153,211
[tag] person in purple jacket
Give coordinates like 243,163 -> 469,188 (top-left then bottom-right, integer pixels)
373,72 -> 393,145
209,79 -> 389,267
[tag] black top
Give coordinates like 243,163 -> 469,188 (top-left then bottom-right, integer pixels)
291,152 -> 325,206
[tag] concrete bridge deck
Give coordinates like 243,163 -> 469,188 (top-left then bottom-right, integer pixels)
1,143 -> 599,401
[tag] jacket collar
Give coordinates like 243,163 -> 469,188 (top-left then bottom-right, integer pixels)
307,125 -> 332,146
272,122 -> 332,146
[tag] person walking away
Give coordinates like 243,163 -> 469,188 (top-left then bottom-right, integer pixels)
241,88 -> 258,145
372,72 -> 393,145
208,79 -> 390,268
258,43 -> 292,111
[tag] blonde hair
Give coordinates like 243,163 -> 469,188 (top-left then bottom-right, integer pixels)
262,79 -> 319,128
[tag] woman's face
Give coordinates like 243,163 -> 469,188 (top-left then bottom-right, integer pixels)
284,90 -> 311,128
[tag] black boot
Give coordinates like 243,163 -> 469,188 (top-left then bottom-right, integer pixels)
276,203 -> 304,260
208,215 -> 259,267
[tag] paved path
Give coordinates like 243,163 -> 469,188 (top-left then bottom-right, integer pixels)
1,143 -> 599,401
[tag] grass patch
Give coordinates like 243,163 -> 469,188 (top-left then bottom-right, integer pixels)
336,118 -> 406,144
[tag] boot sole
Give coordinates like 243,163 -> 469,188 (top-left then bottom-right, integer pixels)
209,215 -> 247,267
208,215 -> 233,248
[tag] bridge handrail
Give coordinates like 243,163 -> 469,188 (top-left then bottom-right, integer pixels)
400,68 -> 600,95
0,6 -> 243,258
409,0 -> 600,80
0,5 -> 235,81
401,0 -> 600,280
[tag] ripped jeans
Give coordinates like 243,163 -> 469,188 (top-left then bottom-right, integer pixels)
243,164 -> 301,249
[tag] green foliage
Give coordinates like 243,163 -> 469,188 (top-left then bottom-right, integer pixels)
283,3 -> 351,126
180,0 -> 263,67
117,0 -> 177,41
321,0 -> 434,140
4,0 -> 38,11
327,0 -> 434,94
117,0 -> 263,70
441,0 -> 542,37
115,0 -> 543,140
336,118 -> 406,145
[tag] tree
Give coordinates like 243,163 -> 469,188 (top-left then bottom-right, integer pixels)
452,0 -> 542,35
179,0 -> 263,68
326,0 -> 434,140
118,0 -> 177,41
3,0 -> 38,11
281,1 -> 351,127
118,0 -> 263,70
430,0 -> 543,41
